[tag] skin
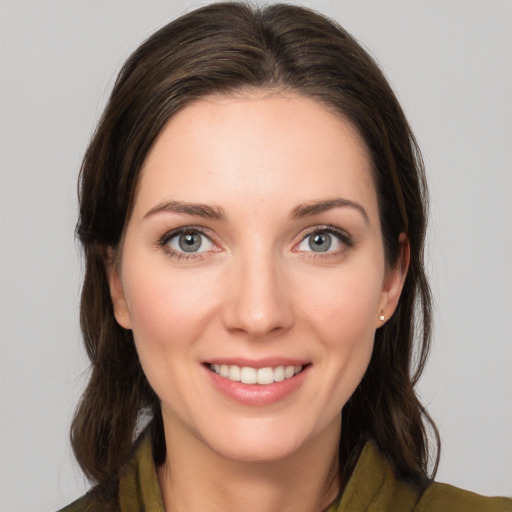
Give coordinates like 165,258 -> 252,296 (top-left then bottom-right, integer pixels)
108,92 -> 409,512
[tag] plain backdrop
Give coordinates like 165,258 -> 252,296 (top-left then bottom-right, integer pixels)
0,1 -> 510,510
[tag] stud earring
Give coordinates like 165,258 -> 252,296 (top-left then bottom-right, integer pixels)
378,313 -> 385,321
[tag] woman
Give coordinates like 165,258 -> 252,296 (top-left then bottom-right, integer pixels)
60,2 -> 511,511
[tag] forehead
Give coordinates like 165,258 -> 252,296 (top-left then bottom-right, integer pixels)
135,92 -> 377,219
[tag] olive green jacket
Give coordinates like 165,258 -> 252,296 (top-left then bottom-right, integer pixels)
60,435 -> 511,512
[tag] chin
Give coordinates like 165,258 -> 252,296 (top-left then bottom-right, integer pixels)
208,433 -> 306,463
196,414 -> 335,464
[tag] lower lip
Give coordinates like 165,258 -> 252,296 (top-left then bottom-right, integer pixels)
204,365 -> 310,406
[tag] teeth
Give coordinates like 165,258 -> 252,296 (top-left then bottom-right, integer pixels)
257,367 -> 274,385
240,367 -> 257,384
228,365 -> 241,382
284,366 -> 295,379
274,366 -> 285,382
210,364 -> 304,385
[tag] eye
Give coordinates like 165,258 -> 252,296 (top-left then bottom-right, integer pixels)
296,227 -> 351,254
164,229 -> 216,254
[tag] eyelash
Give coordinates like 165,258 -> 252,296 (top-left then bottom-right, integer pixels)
158,226 -> 218,261
295,225 -> 353,258
157,225 -> 353,261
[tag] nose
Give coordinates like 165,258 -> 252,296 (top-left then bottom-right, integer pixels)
221,249 -> 294,339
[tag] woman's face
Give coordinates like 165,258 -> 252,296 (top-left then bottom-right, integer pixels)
109,93 -> 407,463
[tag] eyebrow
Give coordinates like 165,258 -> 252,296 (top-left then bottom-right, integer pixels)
289,198 -> 369,224
144,197 -> 369,224
144,200 -> 227,220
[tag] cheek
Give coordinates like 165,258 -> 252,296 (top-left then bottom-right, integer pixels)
298,263 -> 384,341
120,259 -> 226,417
124,253 -> 217,326
295,260 -> 384,403
121,257 -> 222,369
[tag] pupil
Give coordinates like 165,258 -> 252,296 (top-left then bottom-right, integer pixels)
309,232 -> 331,252
179,232 -> 201,252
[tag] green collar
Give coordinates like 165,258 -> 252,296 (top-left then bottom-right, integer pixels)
118,436 -> 418,512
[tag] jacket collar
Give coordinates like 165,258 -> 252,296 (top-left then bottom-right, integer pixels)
118,434 -> 418,512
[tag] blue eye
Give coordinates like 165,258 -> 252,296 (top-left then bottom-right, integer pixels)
166,230 -> 215,254
297,229 -> 349,253
307,232 -> 332,252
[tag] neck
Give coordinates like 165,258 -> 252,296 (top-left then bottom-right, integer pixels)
157,417 -> 341,512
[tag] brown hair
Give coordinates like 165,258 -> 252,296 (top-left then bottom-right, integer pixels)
72,0 -> 439,498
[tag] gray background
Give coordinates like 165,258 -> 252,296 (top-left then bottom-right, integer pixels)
0,1 -> 510,510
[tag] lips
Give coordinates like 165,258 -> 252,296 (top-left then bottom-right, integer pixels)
205,360 -> 310,406
209,363 -> 304,385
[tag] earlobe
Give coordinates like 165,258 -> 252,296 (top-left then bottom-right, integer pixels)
377,233 -> 410,326
105,246 -> 132,330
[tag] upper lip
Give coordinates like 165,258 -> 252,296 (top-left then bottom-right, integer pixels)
204,357 -> 310,369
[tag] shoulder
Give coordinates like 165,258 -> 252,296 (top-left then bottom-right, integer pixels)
57,491 -> 118,512
57,431 -> 162,512
414,482 -> 512,512
336,441 -> 512,512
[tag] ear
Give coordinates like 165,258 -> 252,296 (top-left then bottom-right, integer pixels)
376,233 -> 410,326
105,246 -> 132,330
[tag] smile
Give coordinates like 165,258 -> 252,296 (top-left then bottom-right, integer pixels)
209,364 -> 304,385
